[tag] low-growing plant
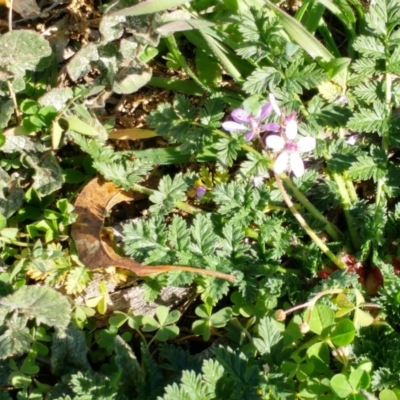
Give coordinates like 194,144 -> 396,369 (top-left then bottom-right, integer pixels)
2,0 -> 400,398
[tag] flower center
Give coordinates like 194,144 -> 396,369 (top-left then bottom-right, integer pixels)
286,141 -> 298,152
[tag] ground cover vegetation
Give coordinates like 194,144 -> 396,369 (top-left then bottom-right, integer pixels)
1,0 -> 400,398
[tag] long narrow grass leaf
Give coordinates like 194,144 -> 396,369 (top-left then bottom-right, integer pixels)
108,0 -> 192,17
265,0 -> 333,62
200,28 -> 244,83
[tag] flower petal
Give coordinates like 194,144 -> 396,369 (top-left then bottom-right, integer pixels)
222,121 -> 248,132
244,130 -> 256,141
269,93 -> 281,116
258,104 -> 272,121
297,137 -> 316,152
290,153 -> 305,177
231,108 -> 251,124
346,135 -> 358,145
274,151 -> 289,174
266,135 -> 285,151
196,186 -> 207,200
285,119 -> 297,140
260,122 -> 280,132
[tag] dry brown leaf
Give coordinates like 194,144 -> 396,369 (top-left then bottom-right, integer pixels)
11,0 -> 40,17
109,128 -> 157,140
71,177 -> 235,282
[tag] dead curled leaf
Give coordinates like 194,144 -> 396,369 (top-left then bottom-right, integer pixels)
71,177 -> 235,282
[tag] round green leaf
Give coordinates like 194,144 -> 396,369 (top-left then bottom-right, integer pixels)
306,342 -> 330,372
306,304 -> 335,335
380,389 -> 398,400
348,395 -> 367,400
330,374 -> 353,398
155,306 -> 169,325
141,315 -> 159,332
195,304 -> 210,319
164,309 -> 181,325
210,307 -> 232,328
349,368 -> 370,390
10,372 -> 31,389
20,99 -> 39,115
109,314 -> 128,328
354,309 -> 375,327
62,169 -> 86,184
192,319 -> 211,341
330,319 -> 356,346
156,325 -> 179,341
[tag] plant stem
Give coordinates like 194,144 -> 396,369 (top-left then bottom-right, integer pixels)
343,171 -> 358,203
284,288 -> 344,316
280,174 -> 343,241
331,172 -> 360,251
275,174 -> 347,270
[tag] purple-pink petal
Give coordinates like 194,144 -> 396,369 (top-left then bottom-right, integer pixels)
231,108 -> 252,124
260,122 -> 280,132
222,121 -> 249,132
196,186 -> 207,200
244,130 -> 256,141
258,104 -> 273,121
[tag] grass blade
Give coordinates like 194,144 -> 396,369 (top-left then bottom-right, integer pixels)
265,0 -> 334,62
108,0 -> 192,17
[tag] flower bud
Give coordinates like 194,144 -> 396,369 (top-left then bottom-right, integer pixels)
262,364 -> 270,374
299,322 -> 310,334
274,309 -> 286,321
332,346 -> 350,364
196,186 -> 207,200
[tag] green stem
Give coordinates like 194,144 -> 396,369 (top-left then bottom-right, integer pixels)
0,237 -> 32,247
275,174 -> 346,269
337,128 -> 358,204
375,70 -> 391,208
331,172 -> 360,251
280,174 -> 343,241
343,172 -> 358,203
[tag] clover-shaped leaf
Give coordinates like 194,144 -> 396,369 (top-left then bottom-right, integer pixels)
192,303 -> 232,341
141,306 -> 180,341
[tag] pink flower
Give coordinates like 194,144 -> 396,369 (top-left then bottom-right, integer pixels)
266,114 -> 316,177
222,103 -> 280,141
196,186 -> 207,200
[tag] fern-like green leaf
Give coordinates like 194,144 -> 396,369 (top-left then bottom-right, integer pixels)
243,66 -> 282,94
352,36 -> 385,59
149,174 -> 190,215
347,156 -> 386,182
214,137 -> 242,167
347,102 -> 389,134
65,266 -> 91,295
